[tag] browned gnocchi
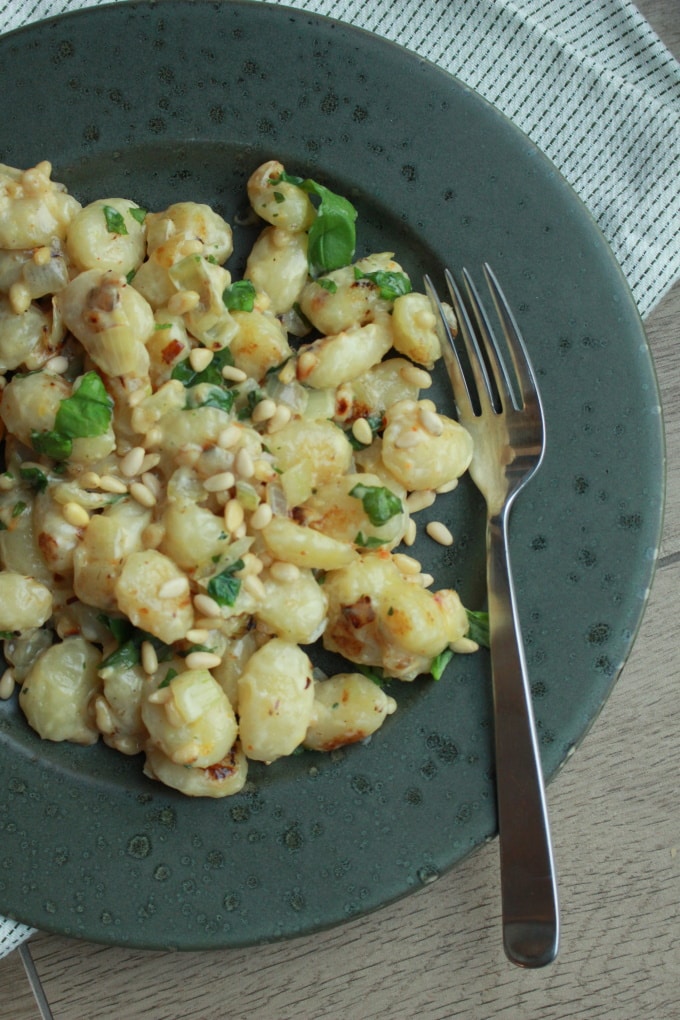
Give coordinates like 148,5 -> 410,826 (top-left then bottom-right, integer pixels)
0,159 -> 482,798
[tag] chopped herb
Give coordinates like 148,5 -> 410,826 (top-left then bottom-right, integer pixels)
317,278 -> 337,294
158,667 -> 178,689
155,322 -> 172,330
205,254 -> 219,265
99,624 -> 173,670
207,558 -> 245,607
355,532 -> 388,548
353,267 -> 412,301
0,521 -> 6,531
171,346 -> 235,388
357,664 -> 388,686
126,269 -> 136,284
31,428 -> 72,461
11,500 -> 26,518
430,648 -> 454,680
103,204 -> 128,235
97,613 -> 134,645
184,643 -> 215,655
275,171 -> 357,276
19,466 -> 48,492
237,388 -> 265,420
100,638 -> 140,670
128,206 -> 147,224
273,191 -> 285,204
222,279 -> 256,312
184,385 -> 235,415
349,482 -> 402,526
466,609 -> 490,648
0,630 -> 14,639
54,371 -> 113,439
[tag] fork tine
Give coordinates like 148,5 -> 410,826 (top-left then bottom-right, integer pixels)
443,268 -> 496,415
482,263 -> 543,416
461,268 -> 518,412
424,273 -> 475,419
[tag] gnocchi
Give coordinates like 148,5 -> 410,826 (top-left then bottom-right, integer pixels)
0,159 -> 482,799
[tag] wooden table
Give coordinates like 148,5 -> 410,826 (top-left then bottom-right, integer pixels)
2,3 -> 678,1017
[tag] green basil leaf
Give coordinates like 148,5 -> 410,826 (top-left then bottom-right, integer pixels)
185,385 -> 235,414
430,648 -> 454,681
103,204 -> 128,235
31,428 -> 72,461
207,558 -> 245,607
11,500 -> 26,518
349,483 -> 402,526
100,638 -> 140,670
128,206 -> 147,224
353,268 -> 412,301
317,278 -> 337,294
466,609 -> 490,648
19,466 -> 48,492
346,411 -> 383,450
54,371 -> 113,439
355,532 -> 388,548
159,667 -> 178,689
223,279 -> 256,312
97,613 -> 134,645
171,346 -> 235,388
275,171 -> 357,275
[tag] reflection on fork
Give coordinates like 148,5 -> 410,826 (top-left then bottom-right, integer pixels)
425,264 -> 559,968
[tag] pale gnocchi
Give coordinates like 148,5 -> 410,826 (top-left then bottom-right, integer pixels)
0,159 -> 481,798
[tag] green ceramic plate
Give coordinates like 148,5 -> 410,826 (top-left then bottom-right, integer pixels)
0,1 -> 664,949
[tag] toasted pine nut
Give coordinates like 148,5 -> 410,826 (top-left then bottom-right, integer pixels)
426,520 -> 453,546
186,628 -> 210,644
266,405 -> 292,433
351,418 -> 374,445
185,651 -> 222,670
450,636 -> 479,654
393,553 -> 422,576
147,687 -> 173,705
251,398 -> 277,424
418,573 -> 435,587
79,471 -> 101,489
120,446 -> 146,477
129,481 -> 157,508
278,360 -> 296,384
193,593 -> 222,619
297,350 -> 318,376
142,523 -> 165,549
99,474 -> 128,494
218,424 -> 241,448
63,502 -> 90,528
419,406 -> 443,436
168,289 -> 200,315
436,478 -> 459,494
394,430 -> 422,449
0,669 -> 16,701
235,447 -> 255,479
45,355 -> 69,374
174,445 -> 201,467
244,574 -> 266,600
224,498 -> 244,532
94,695 -> 116,734
144,426 -> 163,448
141,641 -> 159,676
221,365 -> 248,383
9,281 -> 31,314
32,245 -> 52,266
269,561 -> 300,582
403,518 -> 417,546
250,503 -> 273,530
204,471 -> 235,493
405,490 -> 436,513
159,576 -> 189,599
189,347 -> 214,373
400,364 -> 432,388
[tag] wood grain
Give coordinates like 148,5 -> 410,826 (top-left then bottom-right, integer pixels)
1,3 -> 678,1017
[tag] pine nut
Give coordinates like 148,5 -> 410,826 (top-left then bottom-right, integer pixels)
436,478 -> 459,494
419,398 -> 437,413
418,573 -> 434,587
394,430 -> 422,449
145,426 -> 163,448
130,481 -> 157,508
266,405 -> 292,433
79,471 -> 101,489
403,518 -> 417,546
218,424 -> 242,448
420,406 -> 443,436
0,668 -> 15,701
235,447 -> 255,479
426,520 -> 453,546
168,289 -> 200,315
147,687 -> 173,705
63,502 -> 90,528
224,498 -> 244,532
94,695 -> 115,734
9,281 -> 31,314
297,350 -> 318,377
186,628 -> 210,644
140,453 -> 161,473
450,636 -> 479,654
32,245 -> 52,266
159,576 -> 189,599
45,355 -> 69,374
141,640 -> 159,676
278,360 -> 296,384
250,503 -> 273,530
351,418 -> 374,445
400,364 -> 432,388
189,347 -> 214,373
185,650 -> 222,670
393,553 -> 422,576
142,523 -> 165,549
405,490 -> 436,513
221,365 -> 248,383
120,446 -> 146,477
193,593 -> 222,619
99,474 -> 128,494
244,574 -> 266,600
269,561 -> 300,582
204,471 -> 236,493
251,398 -> 277,423
175,446 -> 201,467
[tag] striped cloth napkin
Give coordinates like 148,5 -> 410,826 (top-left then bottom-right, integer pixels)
0,0 -> 678,957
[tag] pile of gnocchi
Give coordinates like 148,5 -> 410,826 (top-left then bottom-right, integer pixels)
0,158 -> 479,798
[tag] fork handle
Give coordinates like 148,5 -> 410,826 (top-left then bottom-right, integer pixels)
487,510 -> 559,967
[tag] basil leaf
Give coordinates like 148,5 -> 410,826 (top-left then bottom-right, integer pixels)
353,268 -> 412,301
11,500 -> 26,518
159,667 -> 178,689
100,638 -> 140,670
357,664 -> 387,686
223,279 -> 256,312
97,613 -> 134,645
185,385 -> 235,414
317,278 -> 337,294
466,609 -> 490,648
349,483 -> 402,526
31,428 -> 72,461
346,412 -> 383,450
171,346 -> 235,388
19,466 -> 48,492
207,558 -> 245,607
128,206 -> 147,224
276,171 -> 357,276
103,204 -> 128,235
355,532 -> 388,548
430,648 -> 454,681
54,371 -> 113,439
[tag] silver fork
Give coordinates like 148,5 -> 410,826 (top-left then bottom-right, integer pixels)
425,264 -> 559,967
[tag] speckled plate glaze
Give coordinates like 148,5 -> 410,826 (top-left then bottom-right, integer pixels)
0,1 -> 664,949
